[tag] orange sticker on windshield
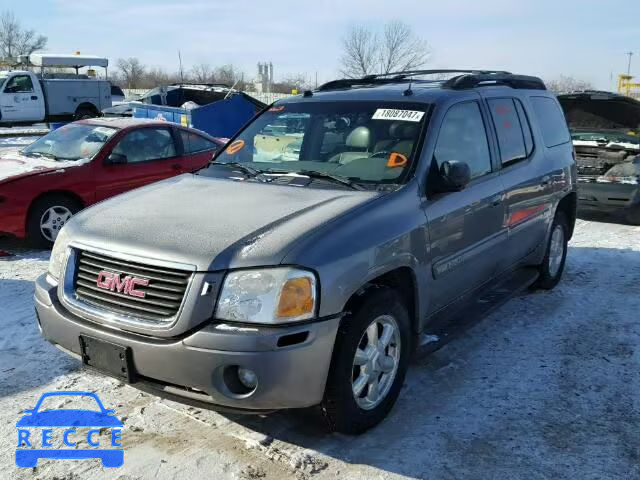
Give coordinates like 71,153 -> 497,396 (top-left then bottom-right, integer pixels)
226,139 -> 245,154
387,152 -> 408,168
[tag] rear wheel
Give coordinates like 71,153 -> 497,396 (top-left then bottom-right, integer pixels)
626,208 -> 640,226
321,288 -> 411,434
26,195 -> 81,248
74,105 -> 98,120
533,211 -> 568,290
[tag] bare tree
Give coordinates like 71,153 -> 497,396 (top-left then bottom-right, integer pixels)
0,10 -> 47,60
272,73 -> 312,93
339,25 -> 377,78
546,75 -> 594,94
340,21 -> 430,78
214,64 -> 245,88
379,20 -> 430,74
191,63 -> 214,83
117,57 -> 146,89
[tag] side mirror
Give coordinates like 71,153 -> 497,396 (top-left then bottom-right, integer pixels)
108,152 -> 127,165
438,160 -> 471,191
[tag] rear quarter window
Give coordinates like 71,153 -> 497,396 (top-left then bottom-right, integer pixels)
530,96 -> 571,148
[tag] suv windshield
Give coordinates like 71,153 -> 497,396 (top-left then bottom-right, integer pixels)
210,101 -> 428,185
23,123 -> 118,161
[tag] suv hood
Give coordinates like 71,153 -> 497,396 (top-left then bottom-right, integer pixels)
66,174 -> 381,271
558,92 -> 640,181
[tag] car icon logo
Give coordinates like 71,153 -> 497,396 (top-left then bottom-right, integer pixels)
15,391 -> 124,468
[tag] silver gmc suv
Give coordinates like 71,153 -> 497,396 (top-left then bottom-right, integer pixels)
35,70 -> 577,434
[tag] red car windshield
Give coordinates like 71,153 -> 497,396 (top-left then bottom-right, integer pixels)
23,123 -> 118,161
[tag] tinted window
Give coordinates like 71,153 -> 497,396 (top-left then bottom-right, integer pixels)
111,85 -> 125,97
530,96 -> 571,147
4,74 -> 34,93
488,98 -> 526,164
112,128 -> 176,163
180,130 -> 218,153
434,102 -> 492,179
515,100 -> 534,155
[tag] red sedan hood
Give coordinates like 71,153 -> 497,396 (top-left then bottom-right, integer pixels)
0,149 -> 68,184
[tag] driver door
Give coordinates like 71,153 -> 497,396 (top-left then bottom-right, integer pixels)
425,100 -> 507,311
0,74 -> 44,122
94,126 -> 182,201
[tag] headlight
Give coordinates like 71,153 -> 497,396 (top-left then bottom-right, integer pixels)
215,267 -> 317,324
48,231 -> 70,280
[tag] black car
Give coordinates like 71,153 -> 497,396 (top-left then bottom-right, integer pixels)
558,91 -> 640,224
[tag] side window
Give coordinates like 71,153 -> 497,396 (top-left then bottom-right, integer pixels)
530,96 -> 571,147
487,98 -> 527,164
112,128 -> 177,163
514,100 -> 534,156
4,75 -> 34,93
180,130 -> 218,154
434,102 -> 492,179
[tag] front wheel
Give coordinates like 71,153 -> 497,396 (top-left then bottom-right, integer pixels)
26,195 -> 81,248
321,288 -> 411,434
533,211 -> 569,290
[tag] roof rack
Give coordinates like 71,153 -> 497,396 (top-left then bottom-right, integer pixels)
317,70 -> 546,92
443,73 -> 546,90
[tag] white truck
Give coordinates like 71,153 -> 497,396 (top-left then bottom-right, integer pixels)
0,53 -> 112,126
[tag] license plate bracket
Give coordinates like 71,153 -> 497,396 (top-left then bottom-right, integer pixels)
79,335 -> 136,383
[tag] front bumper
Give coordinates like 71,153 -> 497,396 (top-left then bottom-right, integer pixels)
577,181 -> 640,215
34,273 -> 340,411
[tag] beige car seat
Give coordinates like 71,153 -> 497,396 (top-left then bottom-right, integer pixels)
329,126 -> 371,164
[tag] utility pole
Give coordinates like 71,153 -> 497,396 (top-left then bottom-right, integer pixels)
626,51 -> 633,76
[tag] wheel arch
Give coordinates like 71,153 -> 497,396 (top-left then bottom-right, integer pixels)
342,266 -> 420,335
75,102 -> 100,116
556,191 -> 577,239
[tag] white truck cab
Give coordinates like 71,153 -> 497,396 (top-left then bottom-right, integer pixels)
0,53 -> 112,126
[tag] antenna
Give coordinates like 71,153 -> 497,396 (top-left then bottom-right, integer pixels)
627,51 -> 634,76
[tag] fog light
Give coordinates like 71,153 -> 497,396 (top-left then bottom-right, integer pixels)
237,367 -> 258,389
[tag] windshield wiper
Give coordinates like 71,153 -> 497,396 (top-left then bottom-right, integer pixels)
23,151 -> 57,160
212,162 -> 265,179
270,169 -> 365,191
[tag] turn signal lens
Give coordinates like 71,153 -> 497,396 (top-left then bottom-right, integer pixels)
276,277 -> 314,318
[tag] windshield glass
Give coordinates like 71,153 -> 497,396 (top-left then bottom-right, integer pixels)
210,101 -> 428,185
572,130 -> 640,146
23,123 -> 118,161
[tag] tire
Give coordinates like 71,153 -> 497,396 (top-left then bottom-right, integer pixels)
26,195 -> 81,248
74,105 -> 98,120
533,211 -> 569,290
625,209 -> 640,226
320,287 -> 411,434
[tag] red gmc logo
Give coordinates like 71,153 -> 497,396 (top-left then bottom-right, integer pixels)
96,271 -> 149,298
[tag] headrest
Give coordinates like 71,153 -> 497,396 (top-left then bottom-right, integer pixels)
346,126 -> 371,149
388,122 -> 403,137
399,124 -> 418,139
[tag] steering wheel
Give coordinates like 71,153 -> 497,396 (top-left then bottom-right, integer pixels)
369,151 -> 392,159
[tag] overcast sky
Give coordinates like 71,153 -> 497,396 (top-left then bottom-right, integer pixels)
8,0 -> 640,89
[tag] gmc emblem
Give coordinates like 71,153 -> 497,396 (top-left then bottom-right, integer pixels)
96,271 -> 149,298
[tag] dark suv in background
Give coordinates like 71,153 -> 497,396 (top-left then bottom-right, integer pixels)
35,70 -> 577,434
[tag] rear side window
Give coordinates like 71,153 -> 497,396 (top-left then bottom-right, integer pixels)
488,98 -> 535,164
180,130 -> 218,153
530,96 -> 571,147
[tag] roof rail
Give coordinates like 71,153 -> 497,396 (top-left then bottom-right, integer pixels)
318,70 -> 513,91
443,73 -> 546,90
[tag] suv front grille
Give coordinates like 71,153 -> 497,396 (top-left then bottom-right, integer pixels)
73,250 -> 192,323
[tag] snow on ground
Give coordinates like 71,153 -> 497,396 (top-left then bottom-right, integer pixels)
1,217 -> 639,480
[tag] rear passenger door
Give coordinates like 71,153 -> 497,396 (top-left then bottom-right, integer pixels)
425,100 -> 507,311
486,96 -> 561,267
177,129 -> 221,171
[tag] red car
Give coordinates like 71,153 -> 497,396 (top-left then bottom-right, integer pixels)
0,118 -> 224,247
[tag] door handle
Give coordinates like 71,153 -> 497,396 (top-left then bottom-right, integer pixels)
490,196 -> 502,207
31,96 -> 38,100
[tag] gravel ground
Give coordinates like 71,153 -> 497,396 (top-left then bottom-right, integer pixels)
1,216 -> 639,480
